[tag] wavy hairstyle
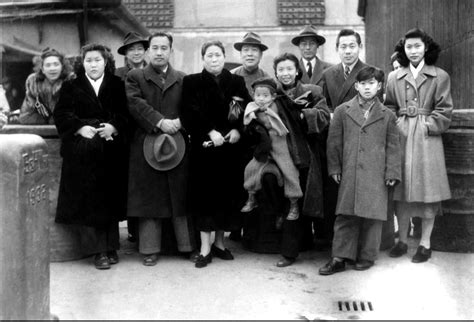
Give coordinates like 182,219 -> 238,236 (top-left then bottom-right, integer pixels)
273,52 -> 303,82
36,48 -> 73,82
394,28 -> 441,67
75,43 -> 116,75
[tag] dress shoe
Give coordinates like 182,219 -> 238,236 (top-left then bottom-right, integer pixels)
211,244 -> 234,260
286,199 -> 300,220
188,250 -> 200,263
143,253 -> 158,266
389,241 -> 408,257
355,259 -> 374,271
319,258 -> 345,275
107,251 -> 119,265
94,253 -> 110,270
195,253 -> 212,268
276,256 -> 295,267
241,196 -> 258,212
412,245 -> 431,263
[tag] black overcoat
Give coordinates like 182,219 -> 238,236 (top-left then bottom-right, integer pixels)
181,69 -> 251,217
126,64 -> 189,219
53,73 -> 129,227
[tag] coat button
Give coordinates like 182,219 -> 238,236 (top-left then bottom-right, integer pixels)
414,98 -> 417,101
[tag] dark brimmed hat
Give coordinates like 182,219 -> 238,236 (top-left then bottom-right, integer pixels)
291,25 -> 326,46
234,32 -> 268,52
117,31 -> 149,55
143,132 -> 186,171
251,77 -> 277,93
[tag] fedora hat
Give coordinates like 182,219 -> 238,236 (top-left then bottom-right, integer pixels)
234,32 -> 268,51
117,31 -> 149,55
143,132 -> 186,171
291,25 -> 326,46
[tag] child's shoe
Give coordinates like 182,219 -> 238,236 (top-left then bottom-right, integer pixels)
241,193 -> 257,212
286,199 -> 299,220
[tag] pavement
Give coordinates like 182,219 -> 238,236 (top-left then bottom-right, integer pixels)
50,228 -> 474,320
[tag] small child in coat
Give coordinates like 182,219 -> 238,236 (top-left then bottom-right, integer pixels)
241,77 -> 303,220
319,67 -> 401,275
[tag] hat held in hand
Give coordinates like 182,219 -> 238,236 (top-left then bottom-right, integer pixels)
143,132 -> 185,171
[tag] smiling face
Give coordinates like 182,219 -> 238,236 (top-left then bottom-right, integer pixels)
404,37 -> 426,67
355,77 -> 381,100
126,43 -> 146,66
148,36 -> 172,69
337,35 -> 361,66
298,36 -> 318,61
275,59 -> 298,87
203,45 -> 225,75
240,45 -> 262,71
41,56 -> 63,82
83,50 -> 105,80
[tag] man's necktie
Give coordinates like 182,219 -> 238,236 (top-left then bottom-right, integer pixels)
344,65 -> 350,80
307,61 -> 313,79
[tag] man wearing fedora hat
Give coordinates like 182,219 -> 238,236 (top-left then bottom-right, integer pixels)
115,31 -> 149,81
126,32 -> 196,266
231,32 -> 270,96
292,25 -> 332,86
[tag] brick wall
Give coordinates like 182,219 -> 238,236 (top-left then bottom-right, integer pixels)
122,0 -> 174,30
277,0 -> 325,25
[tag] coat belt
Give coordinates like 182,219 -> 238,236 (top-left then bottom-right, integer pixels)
399,106 -> 431,117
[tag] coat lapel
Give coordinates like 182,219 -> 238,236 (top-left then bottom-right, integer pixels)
76,74 -> 101,105
346,98 -> 365,127
163,65 -> 179,93
311,57 -> 325,84
336,60 -> 364,105
143,64 -> 164,89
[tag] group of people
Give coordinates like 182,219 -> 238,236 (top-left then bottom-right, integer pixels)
3,25 -> 452,273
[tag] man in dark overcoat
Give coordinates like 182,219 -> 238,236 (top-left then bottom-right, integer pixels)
126,32 -> 195,266
292,25 -> 333,86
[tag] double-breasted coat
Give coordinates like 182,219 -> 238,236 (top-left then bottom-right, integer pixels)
181,69 -> 251,223
327,96 -> 401,220
126,64 -> 189,219
299,57 -> 333,85
385,64 -> 453,202
53,72 -> 129,227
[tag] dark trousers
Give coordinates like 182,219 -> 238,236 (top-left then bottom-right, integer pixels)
79,223 -> 120,255
331,214 -> 383,262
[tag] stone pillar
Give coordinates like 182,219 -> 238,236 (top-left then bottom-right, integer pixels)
0,134 -> 50,320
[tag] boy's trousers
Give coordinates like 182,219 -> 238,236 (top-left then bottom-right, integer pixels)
331,214 -> 383,261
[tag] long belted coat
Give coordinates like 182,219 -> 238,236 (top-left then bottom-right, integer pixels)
126,64 -> 189,219
53,72 -> 129,227
385,64 -> 453,203
327,96 -> 401,220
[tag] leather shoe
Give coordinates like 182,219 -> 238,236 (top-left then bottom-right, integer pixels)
195,253 -> 212,268
355,259 -> 374,271
276,257 -> 295,267
211,244 -> 234,260
319,258 -> 345,275
107,250 -> 119,265
412,245 -> 431,263
389,241 -> 408,257
143,253 -> 158,266
94,253 -> 110,270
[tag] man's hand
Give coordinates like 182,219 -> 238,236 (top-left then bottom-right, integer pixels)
160,119 -> 179,134
97,123 -> 117,141
209,129 -> 225,146
224,129 -> 240,144
331,174 -> 341,184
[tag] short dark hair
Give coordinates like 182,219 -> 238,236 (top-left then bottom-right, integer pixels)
201,40 -> 225,57
394,28 -> 440,67
149,32 -> 173,48
251,77 -> 277,94
78,43 -> 116,75
36,48 -> 73,82
336,29 -> 362,48
273,52 -> 303,82
356,66 -> 384,83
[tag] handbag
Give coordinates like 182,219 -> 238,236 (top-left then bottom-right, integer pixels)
34,96 -> 52,121
228,96 -> 244,123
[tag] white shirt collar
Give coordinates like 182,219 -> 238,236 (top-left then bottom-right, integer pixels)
302,57 -> 316,69
86,73 -> 104,96
409,59 -> 425,79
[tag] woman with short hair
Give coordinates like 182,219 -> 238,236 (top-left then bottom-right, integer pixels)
54,43 -> 129,269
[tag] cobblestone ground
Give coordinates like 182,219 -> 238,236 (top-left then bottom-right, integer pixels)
50,229 -> 474,320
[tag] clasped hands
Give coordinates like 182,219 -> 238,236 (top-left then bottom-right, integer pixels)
331,174 -> 397,186
208,129 -> 240,147
158,118 -> 181,134
76,123 -> 117,141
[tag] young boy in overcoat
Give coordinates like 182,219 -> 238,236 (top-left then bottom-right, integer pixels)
319,67 -> 401,275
